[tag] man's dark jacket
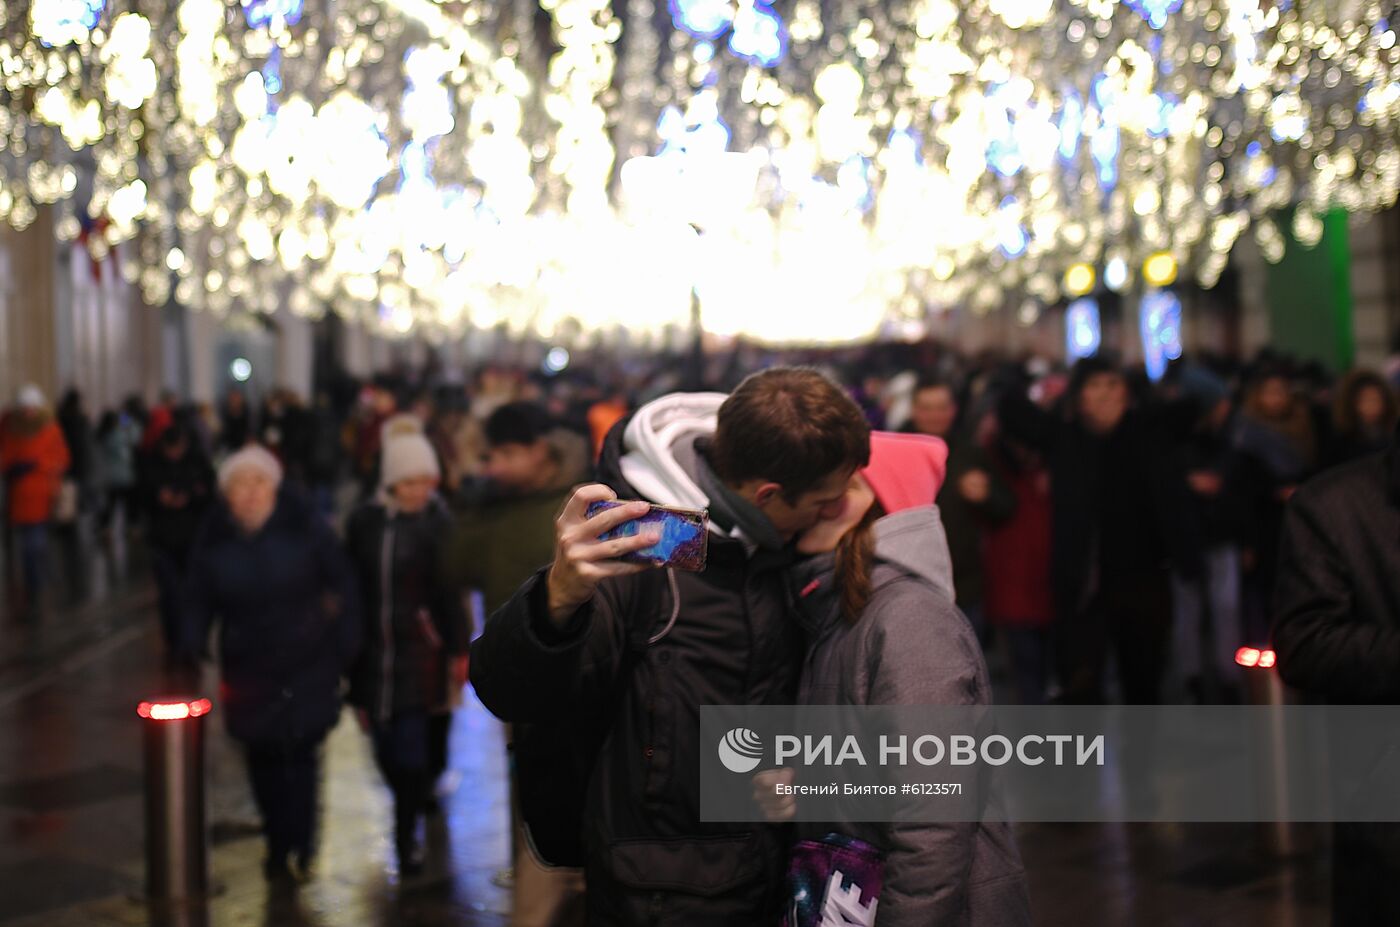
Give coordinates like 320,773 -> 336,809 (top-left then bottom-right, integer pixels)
1273,446 -> 1400,925
997,396 -> 1199,613
469,415 -> 801,925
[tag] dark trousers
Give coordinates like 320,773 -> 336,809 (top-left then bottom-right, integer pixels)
1002,626 -> 1051,704
429,711 -> 452,782
371,711 -> 433,855
150,548 -> 186,651
15,524 -> 48,600
244,738 -> 321,865
99,486 -> 137,530
1056,568 -> 1173,704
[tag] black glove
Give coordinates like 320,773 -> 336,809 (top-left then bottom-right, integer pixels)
3,461 -> 36,481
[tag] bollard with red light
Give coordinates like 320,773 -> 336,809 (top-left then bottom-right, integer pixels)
139,696 -> 213,908
1234,646 -> 1314,858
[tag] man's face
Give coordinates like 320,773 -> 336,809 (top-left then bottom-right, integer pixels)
910,386 -> 957,438
756,468 -> 857,540
483,440 -> 552,492
1078,372 -> 1128,434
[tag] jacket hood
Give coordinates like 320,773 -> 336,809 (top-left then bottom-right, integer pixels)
600,392 -> 787,549
616,392 -> 726,512
870,505 -> 956,602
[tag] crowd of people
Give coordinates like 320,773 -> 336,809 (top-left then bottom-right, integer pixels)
2,340 -> 1399,924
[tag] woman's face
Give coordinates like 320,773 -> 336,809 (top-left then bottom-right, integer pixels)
1355,384 -> 1387,428
796,472 -> 877,555
392,476 -> 439,513
224,470 -> 278,534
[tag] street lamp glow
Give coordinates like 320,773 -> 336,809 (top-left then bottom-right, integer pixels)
544,346 -> 571,373
1063,263 -> 1096,298
1142,252 -> 1178,288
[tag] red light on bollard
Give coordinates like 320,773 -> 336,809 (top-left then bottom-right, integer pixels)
1236,647 -> 1261,667
137,698 -> 212,721
1235,647 -> 1278,670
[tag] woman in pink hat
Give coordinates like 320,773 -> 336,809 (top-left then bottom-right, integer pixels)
760,431 -> 1031,927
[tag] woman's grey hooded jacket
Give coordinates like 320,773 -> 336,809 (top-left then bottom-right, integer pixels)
789,505 -> 1032,927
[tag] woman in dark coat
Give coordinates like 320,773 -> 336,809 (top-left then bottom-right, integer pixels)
177,445 -> 360,884
344,433 -> 470,875
1273,425 -> 1400,925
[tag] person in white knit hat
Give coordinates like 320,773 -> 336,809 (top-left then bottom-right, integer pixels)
218,445 -> 284,534
344,432 -> 470,877
178,441 -> 360,886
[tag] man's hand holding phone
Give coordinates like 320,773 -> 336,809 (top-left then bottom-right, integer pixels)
546,485 -> 659,627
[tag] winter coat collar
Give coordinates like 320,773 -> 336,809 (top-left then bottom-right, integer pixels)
205,487 -> 313,542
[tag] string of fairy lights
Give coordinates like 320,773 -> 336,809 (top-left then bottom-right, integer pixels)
1,0 -> 1398,344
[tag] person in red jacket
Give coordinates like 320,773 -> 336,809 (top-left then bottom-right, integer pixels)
1,384 -> 72,617
981,420 -> 1055,704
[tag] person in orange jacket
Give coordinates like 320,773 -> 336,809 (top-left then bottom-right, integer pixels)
1,384 -> 72,616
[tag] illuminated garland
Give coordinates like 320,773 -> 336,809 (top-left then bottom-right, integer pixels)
0,0 -> 1396,342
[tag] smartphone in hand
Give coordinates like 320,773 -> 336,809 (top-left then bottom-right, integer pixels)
586,500 -> 709,572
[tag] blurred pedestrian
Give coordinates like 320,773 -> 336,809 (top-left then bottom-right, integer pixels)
981,421 -> 1056,704
140,390 -> 178,453
220,388 -> 255,455
95,408 -> 142,536
346,434 -> 470,875
0,385 -> 71,617
999,358 -> 1199,704
1328,369 -> 1398,468
260,389 -> 313,487
1167,373 -> 1251,703
304,390 -> 343,520
55,388 -> 95,518
445,400 -> 592,921
141,424 -> 215,653
177,446 -> 360,885
353,384 -> 398,499
1274,421 -> 1400,925
1234,368 -> 1318,645
904,377 -> 1015,639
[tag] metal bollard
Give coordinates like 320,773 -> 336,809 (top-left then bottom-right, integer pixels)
139,697 -> 212,907
1235,647 -> 1315,858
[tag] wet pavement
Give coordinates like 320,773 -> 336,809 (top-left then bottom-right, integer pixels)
0,525 -> 1330,926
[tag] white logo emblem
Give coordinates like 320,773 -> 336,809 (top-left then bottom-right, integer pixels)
718,728 -> 764,773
